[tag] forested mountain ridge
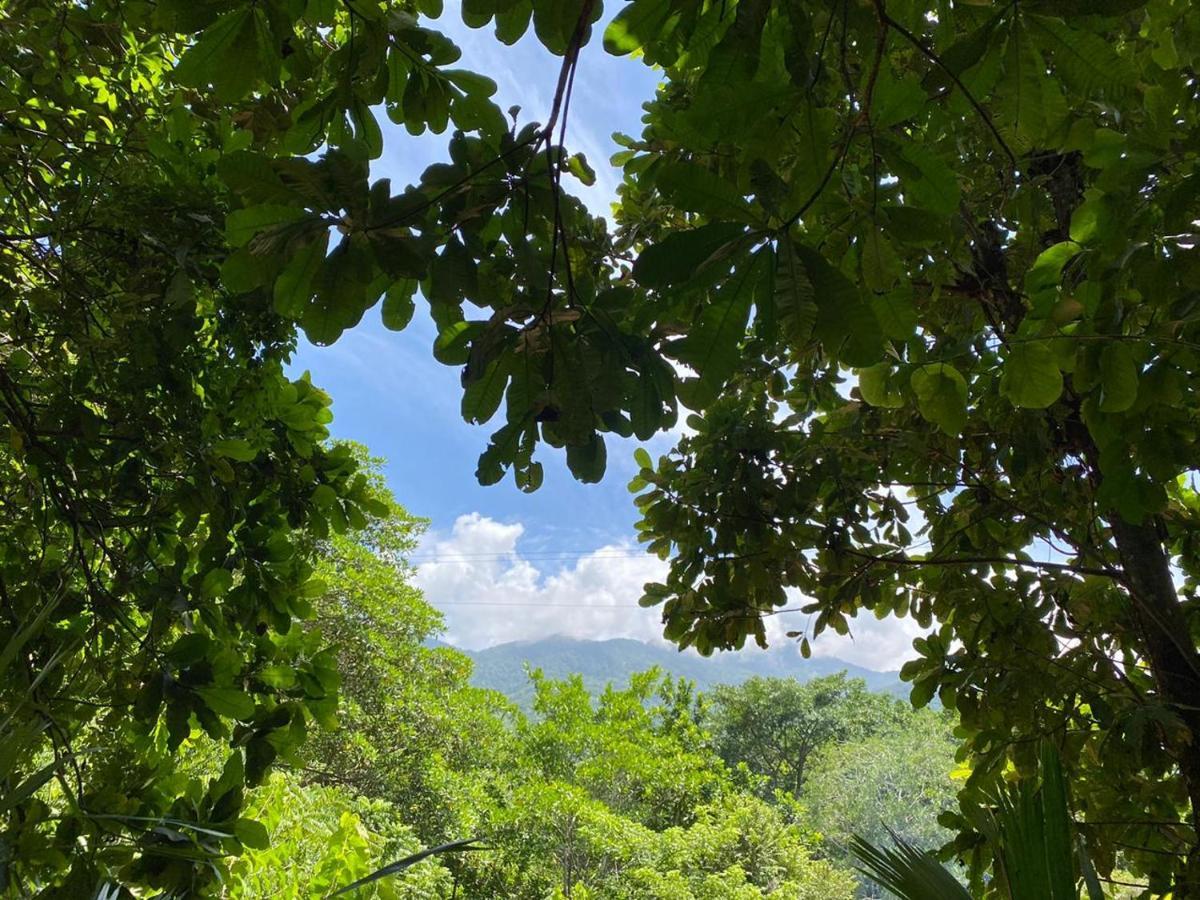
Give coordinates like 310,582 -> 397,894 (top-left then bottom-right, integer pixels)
454,636 -> 905,705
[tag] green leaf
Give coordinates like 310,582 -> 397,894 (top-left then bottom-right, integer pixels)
674,250 -> 768,409
220,248 -> 268,294
996,25 -> 1068,147
257,665 -> 296,689
381,280 -> 417,330
1025,242 -> 1080,310
860,228 -> 901,292
566,152 -> 596,186
910,363 -> 968,436
893,144 -> 960,217
0,760 -> 59,815
870,288 -> 917,341
444,69 -> 497,96
1098,342 -> 1138,412
245,736 -> 277,786
234,817 -> 271,850
200,568 -> 234,598
462,359 -> 509,424
795,245 -> 883,366
603,0 -> 673,56
531,0 -> 597,55
212,438 -> 257,462
1001,342 -> 1063,409
655,162 -> 754,222
173,7 -> 280,102
871,64 -> 927,129
1039,743 -> 1077,900
565,433 -> 607,483
1028,16 -> 1134,95
494,1 -> 533,44
330,839 -> 486,897
197,686 -> 256,720
858,364 -> 905,409
273,231 -> 329,319
849,832 -> 973,900
226,205 -> 308,248
1069,193 -> 1115,244
775,238 -> 817,345
632,222 -> 746,290
168,633 -> 212,666
1024,0 -> 1147,13
699,0 -> 771,86
882,205 -> 949,246
303,236 -> 379,345
433,321 -> 482,366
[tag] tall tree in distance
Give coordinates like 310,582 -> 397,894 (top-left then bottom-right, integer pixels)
706,674 -> 905,798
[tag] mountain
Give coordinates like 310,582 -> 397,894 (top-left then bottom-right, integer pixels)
454,636 -> 905,707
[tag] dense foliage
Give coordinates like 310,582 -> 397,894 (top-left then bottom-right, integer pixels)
228,482 -> 889,898
0,4 -> 387,891
5,0 -> 1200,894
706,674 -> 908,797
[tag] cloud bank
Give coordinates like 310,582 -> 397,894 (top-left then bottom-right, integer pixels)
413,513 -> 925,671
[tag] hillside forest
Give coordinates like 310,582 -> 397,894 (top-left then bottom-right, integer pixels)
4,0 -> 1200,897
221,464 -> 957,898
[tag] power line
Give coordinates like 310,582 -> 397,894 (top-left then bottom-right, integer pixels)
433,600 -> 642,608
407,550 -> 656,563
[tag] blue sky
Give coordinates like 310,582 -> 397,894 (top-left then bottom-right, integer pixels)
293,2 -> 663,552
289,4 -> 923,668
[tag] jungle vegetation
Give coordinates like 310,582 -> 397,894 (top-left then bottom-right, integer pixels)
2,0 -> 1199,895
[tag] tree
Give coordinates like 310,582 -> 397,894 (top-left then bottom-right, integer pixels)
462,669 -> 857,899
611,4 -> 1200,891
517,669 -> 725,830
298,447 -> 515,845
8,0 -> 1200,893
226,777 -> 453,899
1,4 -> 385,892
802,710 -> 960,896
706,674 -> 906,797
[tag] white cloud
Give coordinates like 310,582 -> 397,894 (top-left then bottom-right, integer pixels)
413,513 -> 923,671
414,512 -> 668,648
800,603 -> 927,671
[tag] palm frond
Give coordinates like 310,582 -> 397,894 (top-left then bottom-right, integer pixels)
848,829 -> 972,900
328,837 -> 486,897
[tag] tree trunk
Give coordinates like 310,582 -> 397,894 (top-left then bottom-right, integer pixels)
1109,515 -> 1200,894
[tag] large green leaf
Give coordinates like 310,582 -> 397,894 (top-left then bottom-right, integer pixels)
1098,342 -> 1138,412
603,0 -> 673,56
330,839 -> 485,897
1001,342 -> 1063,409
795,245 -> 883,366
173,6 -> 279,102
674,249 -> 769,409
225,205 -> 309,248
1028,16 -> 1134,95
632,222 -> 746,290
381,280 -> 418,331
655,161 -> 755,222
911,364 -> 968,436
774,238 -> 817,345
461,359 -> 509,425
273,231 -> 329,319
858,364 -> 906,409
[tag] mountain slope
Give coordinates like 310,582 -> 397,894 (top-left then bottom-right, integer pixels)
456,636 -> 905,706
